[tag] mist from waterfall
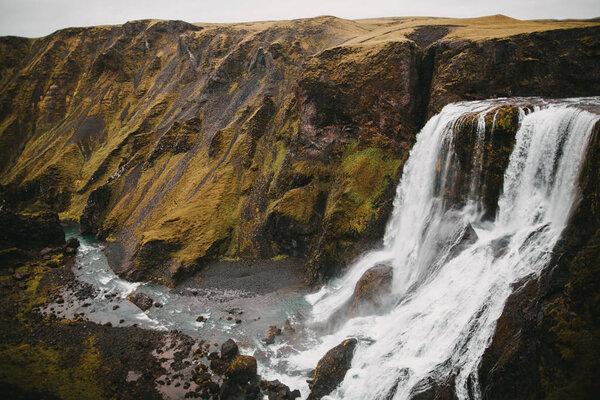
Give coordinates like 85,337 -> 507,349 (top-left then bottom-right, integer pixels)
280,98 -> 600,399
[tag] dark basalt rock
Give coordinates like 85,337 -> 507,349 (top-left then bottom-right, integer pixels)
80,185 -> 111,235
0,209 -> 65,251
127,292 -> 154,311
307,338 -> 357,400
478,122 -> 600,399
260,379 -> 301,400
221,338 -> 239,360
348,263 -> 393,316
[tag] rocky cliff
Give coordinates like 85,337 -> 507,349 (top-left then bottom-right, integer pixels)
1,15 -> 599,288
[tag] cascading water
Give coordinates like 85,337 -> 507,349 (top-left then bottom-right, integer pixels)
273,98 -> 600,399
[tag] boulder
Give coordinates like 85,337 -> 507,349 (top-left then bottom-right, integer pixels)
225,355 -> 258,383
64,237 -> 81,255
221,339 -> 239,360
348,264 -> 393,315
307,338 -> 357,400
264,325 -> 282,345
127,292 -> 154,311
260,379 -> 301,400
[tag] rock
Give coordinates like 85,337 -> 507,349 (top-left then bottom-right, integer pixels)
348,264 -> 393,316
307,338 -> 357,400
260,379 -> 301,400
80,185 -> 111,235
112,305 -> 119,310
219,380 -> 244,399
40,247 -> 57,256
283,319 -> 295,334
64,246 -> 78,255
13,270 -> 30,281
65,237 -> 80,249
264,325 -> 282,345
196,315 -> 205,322
154,302 -> 163,308
64,237 -> 80,255
447,222 -> 478,259
225,355 -> 258,383
0,209 -> 65,251
127,292 -> 154,311
221,339 -> 239,360
490,235 -> 512,258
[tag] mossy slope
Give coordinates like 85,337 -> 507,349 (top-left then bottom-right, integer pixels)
1,16 -> 599,285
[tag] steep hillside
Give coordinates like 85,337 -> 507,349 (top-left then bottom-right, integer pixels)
1,15 -> 599,286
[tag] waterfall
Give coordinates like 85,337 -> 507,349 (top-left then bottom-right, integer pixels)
286,98 -> 600,399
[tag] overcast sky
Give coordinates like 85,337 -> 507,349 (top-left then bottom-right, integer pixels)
1,0 -> 599,38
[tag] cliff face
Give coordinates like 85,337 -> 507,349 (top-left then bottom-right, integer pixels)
478,119 -> 600,400
1,15 -> 599,286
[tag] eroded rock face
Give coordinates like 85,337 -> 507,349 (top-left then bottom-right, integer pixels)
79,185 -> 111,236
0,209 -> 65,251
478,121 -> 600,399
308,338 -> 357,400
1,17 -> 599,287
348,264 -> 393,316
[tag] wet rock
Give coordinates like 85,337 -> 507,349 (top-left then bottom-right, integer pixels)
226,355 -> 258,383
65,237 -> 80,249
348,264 -> 393,315
307,338 -> 357,400
491,235 -> 512,258
283,319 -> 295,334
154,302 -> 163,308
196,315 -> 205,322
127,292 -> 154,311
448,222 -> 478,259
63,237 -> 80,255
264,325 -> 282,345
260,379 -> 301,400
112,305 -> 120,310
221,339 -> 239,360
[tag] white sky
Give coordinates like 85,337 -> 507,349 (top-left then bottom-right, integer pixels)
0,0 -> 599,38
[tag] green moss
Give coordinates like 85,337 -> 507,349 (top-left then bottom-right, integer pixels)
0,339 -> 104,400
325,144 -> 403,236
270,185 -> 321,225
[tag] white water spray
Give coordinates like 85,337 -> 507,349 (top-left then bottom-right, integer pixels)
285,98 -> 600,399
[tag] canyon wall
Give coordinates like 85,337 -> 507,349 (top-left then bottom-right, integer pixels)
1,16 -> 599,288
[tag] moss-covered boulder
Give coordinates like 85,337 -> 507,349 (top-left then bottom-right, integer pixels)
308,338 -> 357,400
225,355 -> 258,383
